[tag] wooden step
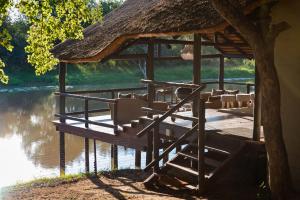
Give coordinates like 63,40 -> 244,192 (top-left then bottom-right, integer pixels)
167,162 -> 202,177
177,152 -> 222,168
143,173 -> 159,188
189,144 -> 231,155
178,152 -> 198,160
157,174 -> 198,191
130,120 -> 140,128
122,124 -> 132,132
205,145 -> 231,155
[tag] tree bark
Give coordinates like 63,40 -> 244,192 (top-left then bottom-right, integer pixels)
255,42 -> 291,199
211,0 -> 292,199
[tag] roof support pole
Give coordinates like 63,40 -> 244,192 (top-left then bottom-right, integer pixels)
253,63 -> 262,141
59,62 -> 66,176
146,40 -> 155,165
135,150 -> 141,169
193,34 -> 202,118
219,55 -> 225,90
111,144 -> 118,170
146,40 -> 155,109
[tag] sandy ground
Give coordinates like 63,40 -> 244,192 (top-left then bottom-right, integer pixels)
1,169 -> 269,200
2,170 -> 196,200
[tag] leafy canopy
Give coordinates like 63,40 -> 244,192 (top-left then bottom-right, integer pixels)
0,0 -> 103,84
0,0 -> 13,84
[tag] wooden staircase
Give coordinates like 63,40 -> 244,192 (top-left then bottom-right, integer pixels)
120,113 -> 247,192
120,81 -> 248,193
143,135 -> 246,192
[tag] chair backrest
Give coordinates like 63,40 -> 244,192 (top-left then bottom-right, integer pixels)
112,98 -> 147,124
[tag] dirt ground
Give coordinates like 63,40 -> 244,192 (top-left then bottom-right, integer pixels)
1,169 -> 268,200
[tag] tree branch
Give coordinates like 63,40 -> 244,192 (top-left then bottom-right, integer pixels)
211,0 -> 261,47
269,21 -> 291,39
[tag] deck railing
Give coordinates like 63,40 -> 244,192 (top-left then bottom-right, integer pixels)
54,86 -> 147,133
137,80 -> 206,190
204,81 -> 255,93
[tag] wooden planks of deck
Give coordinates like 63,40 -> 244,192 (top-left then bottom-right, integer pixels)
53,109 -> 259,152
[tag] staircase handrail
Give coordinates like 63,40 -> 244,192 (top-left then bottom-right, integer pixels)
144,124 -> 198,171
136,84 -> 205,138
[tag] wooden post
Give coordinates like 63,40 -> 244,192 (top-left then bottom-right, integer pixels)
93,139 -> 97,176
146,41 -> 155,110
253,64 -> 262,141
153,120 -> 160,173
193,34 -> 202,118
146,131 -> 153,165
198,99 -> 206,193
146,41 -> 155,162
247,84 -> 251,94
84,99 -> 90,173
111,144 -> 118,170
163,146 -> 168,164
135,150 -> 141,169
84,139 -> 90,173
59,62 -> 66,176
176,145 -> 182,153
219,55 -> 225,90
157,43 -> 162,58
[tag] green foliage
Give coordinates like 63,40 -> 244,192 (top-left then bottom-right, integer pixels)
0,0 -> 13,84
101,0 -> 123,15
0,0 -> 123,85
18,0 -> 102,76
243,59 -> 255,68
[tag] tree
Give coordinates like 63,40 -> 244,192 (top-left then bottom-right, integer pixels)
211,0 -> 292,199
0,0 -> 13,84
0,0 -> 103,84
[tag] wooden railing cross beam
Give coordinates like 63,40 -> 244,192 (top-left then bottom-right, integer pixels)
136,85 -> 205,138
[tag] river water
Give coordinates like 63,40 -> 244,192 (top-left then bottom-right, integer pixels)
0,80 -> 253,188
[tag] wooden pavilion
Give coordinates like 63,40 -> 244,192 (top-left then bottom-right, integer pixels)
52,0 -> 266,193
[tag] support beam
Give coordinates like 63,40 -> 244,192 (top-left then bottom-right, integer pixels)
85,138 -> 90,173
253,64 -> 262,141
157,43 -> 162,58
146,40 -> 155,110
94,139 -> 98,176
111,144 -> 118,170
198,100 -> 206,193
59,62 -> 66,176
135,150 -> 141,169
84,99 -> 90,173
216,32 -> 251,59
153,119 -> 160,173
219,55 -> 225,90
193,34 -> 202,118
146,131 -> 153,165
163,146 -> 168,164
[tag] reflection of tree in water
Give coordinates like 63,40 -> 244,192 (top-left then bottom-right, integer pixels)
0,90 -> 112,169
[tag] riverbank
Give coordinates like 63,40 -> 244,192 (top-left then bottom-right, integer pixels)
1,169 -> 271,200
5,64 -> 254,87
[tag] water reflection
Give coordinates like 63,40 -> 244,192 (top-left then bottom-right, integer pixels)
0,87 -> 143,188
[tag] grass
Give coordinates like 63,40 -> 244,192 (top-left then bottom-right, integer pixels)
3,63 -> 255,87
13,173 -> 88,189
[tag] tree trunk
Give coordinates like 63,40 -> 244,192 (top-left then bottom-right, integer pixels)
255,42 -> 291,199
210,1 -> 292,199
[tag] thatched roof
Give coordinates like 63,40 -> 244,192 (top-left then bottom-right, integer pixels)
53,0 -> 261,63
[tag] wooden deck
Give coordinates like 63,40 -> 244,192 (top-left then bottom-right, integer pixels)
54,108 -> 261,151
53,114 -> 149,151
155,109 -> 255,139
